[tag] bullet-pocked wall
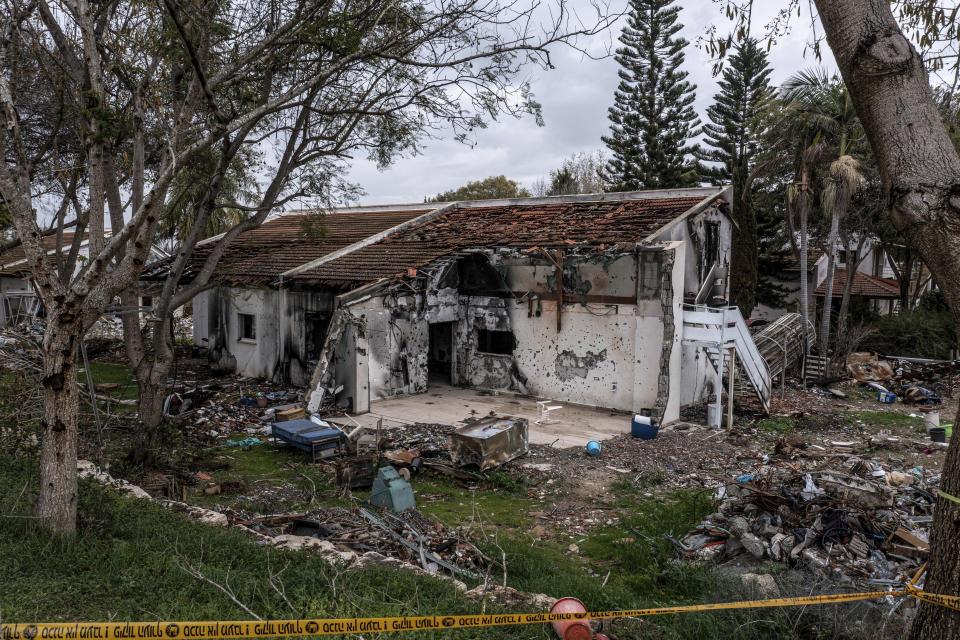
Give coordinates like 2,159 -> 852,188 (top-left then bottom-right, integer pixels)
342,247 -> 688,421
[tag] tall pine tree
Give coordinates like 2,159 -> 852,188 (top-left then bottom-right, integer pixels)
602,0 -> 700,190
697,38 -> 773,316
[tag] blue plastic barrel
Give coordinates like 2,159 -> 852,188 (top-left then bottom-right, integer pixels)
586,441 -> 601,456
631,415 -> 659,439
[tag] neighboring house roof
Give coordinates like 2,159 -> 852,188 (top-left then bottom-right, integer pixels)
153,208 -> 431,286
776,249 -> 824,272
814,269 -> 901,299
286,189 -> 721,289
0,231 -> 83,278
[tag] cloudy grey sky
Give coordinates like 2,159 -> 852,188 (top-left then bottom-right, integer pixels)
344,1 -> 838,205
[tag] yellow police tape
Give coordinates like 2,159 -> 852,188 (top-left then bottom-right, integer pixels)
3,587 -> 960,639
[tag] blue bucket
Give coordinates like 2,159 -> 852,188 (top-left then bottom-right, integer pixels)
631,415 -> 659,439
586,441 -> 601,456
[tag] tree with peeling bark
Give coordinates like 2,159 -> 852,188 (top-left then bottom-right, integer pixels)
711,1 -> 960,637
0,0 -> 614,533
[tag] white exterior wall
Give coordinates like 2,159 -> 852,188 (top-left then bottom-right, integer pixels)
344,244 -> 692,422
193,286 -> 335,384
193,287 -> 281,380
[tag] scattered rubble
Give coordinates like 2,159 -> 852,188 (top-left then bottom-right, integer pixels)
676,458 -> 937,584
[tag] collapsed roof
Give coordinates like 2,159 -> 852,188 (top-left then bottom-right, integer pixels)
143,207 -> 429,286
148,187 -> 727,290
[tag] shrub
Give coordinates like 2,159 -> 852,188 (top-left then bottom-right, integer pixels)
861,307 -> 956,359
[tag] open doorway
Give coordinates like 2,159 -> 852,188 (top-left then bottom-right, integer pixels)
428,321 -> 455,385
305,311 -> 331,362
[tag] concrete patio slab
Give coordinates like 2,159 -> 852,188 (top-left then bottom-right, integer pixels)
337,383 -> 633,449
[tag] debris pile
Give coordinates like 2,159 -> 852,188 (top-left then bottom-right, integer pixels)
0,323 -> 42,372
678,460 -> 936,584
215,505 -> 486,578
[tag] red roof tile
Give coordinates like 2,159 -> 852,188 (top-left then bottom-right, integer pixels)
0,231 -> 83,277
162,209 -> 429,285
291,196 -> 706,288
814,269 -> 900,299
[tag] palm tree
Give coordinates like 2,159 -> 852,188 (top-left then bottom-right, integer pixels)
781,70 -> 864,360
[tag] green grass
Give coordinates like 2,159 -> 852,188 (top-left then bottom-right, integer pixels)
411,474 -> 534,530
0,441 -> 904,639
756,417 -> 795,434
843,410 -> 925,429
79,362 -> 140,400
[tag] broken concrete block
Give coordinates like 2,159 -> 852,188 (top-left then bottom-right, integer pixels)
77,460 -> 152,500
818,472 -> 895,508
741,573 -> 780,598
159,500 -> 229,527
272,535 -> 358,564
464,585 -> 555,610
740,533 -> 766,559
728,516 -> 751,538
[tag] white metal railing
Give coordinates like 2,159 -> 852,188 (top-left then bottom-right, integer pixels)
682,304 -> 771,415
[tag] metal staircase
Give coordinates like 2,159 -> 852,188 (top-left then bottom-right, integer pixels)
682,305 -> 772,419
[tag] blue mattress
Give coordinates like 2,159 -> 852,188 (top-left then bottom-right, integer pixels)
271,419 -> 344,452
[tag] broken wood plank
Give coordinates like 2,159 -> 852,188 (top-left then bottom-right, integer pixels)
888,544 -> 929,559
892,528 -> 930,550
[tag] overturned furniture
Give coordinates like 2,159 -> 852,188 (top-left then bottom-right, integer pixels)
271,419 -> 345,462
449,415 -> 529,470
368,466 -> 416,512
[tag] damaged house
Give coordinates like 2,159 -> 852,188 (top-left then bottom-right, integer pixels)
183,187 -> 759,427
169,207 -> 434,385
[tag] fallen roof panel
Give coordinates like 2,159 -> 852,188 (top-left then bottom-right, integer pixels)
289,195 -> 709,288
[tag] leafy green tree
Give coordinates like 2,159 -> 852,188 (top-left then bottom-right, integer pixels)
428,175 -> 530,202
535,150 -> 608,196
696,38 -> 773,316
602,0 -> 700,190
158,148 -> 260,244
782,70 -> 865,357
547,167 -> 577,195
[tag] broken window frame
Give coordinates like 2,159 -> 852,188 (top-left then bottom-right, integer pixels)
476,328 -> 514,356
237,312 -> 257,343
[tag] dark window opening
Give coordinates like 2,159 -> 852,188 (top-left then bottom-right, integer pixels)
705,222 -> 720,265
305,312 -> 331,360
238,313 -> 256,341
477,329 -> 514,355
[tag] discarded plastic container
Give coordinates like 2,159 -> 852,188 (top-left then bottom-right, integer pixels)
631,415 -> 659,439
944,424 -> 954,439
586,441 -> 601,457
878,391 -> 896,404
924,410 -> 940,430
550,597 -> 592,640
930,427 -> 947,443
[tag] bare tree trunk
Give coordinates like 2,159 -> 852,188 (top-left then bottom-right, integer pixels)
37,320 -> 80,533
899,249 -> 914,311
814,1 -> 960,636
820,209 -> 840,355
132,314 -> 176,461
